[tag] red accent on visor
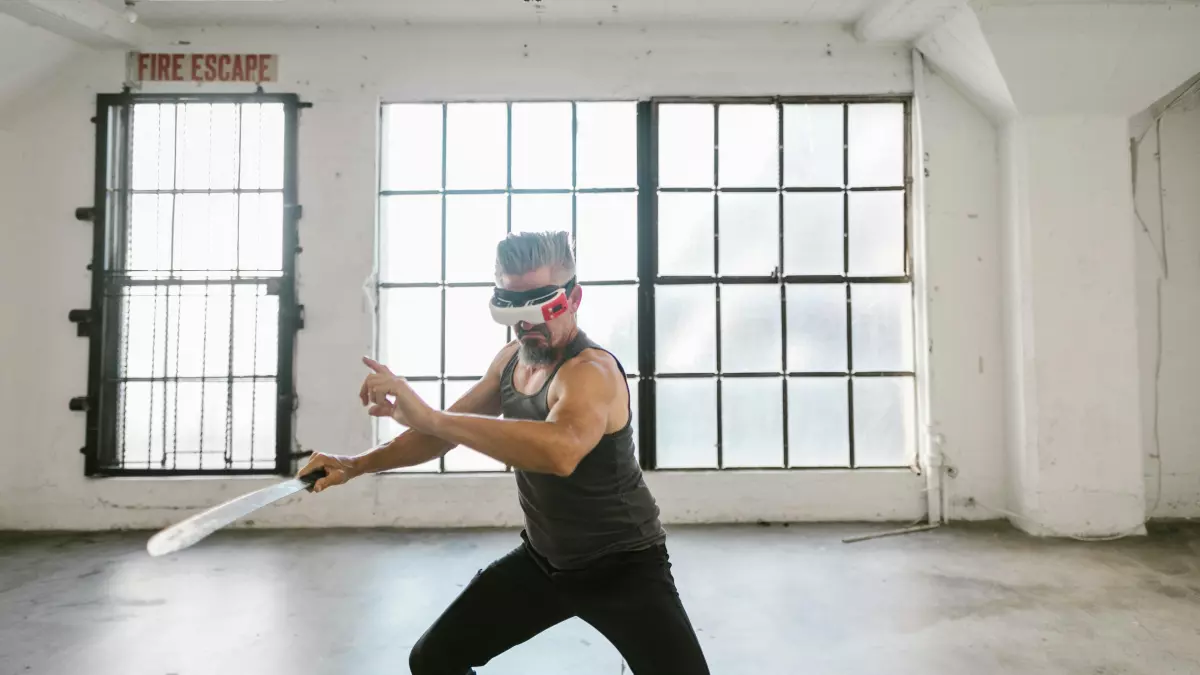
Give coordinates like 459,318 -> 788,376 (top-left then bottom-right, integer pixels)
540,294 -> 569,322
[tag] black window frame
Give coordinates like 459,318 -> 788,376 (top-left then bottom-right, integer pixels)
74,91 -> 306,477
640,95 -> 915,471
377,94 -> 915,473
376,100 -> 641,473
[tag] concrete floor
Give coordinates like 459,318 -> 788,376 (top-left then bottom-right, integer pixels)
2,524 -> 1200,675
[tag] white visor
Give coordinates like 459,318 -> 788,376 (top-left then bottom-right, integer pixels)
489,279 -> 575,326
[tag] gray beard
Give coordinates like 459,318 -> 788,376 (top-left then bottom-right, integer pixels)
519,341 -> 557,366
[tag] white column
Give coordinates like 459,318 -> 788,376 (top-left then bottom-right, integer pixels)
1001,115 -> 1146,536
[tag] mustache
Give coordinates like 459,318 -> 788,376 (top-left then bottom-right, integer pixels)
516,325 -> 550,339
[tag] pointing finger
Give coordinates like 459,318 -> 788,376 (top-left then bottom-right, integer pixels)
362,356 -> 394,375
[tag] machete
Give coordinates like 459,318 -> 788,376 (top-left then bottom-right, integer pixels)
146,467 -> 327,557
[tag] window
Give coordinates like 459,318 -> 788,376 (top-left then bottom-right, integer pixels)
651,100 -> 914,469
379,96 -> 915,472
377,101 -> 640,472
76,94 -> 303,475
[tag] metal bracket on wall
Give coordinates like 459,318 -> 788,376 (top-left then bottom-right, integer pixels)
69,396 -> 91,412
68,309 -> 93,337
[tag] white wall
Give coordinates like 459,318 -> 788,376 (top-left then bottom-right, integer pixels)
0,23 -> 1012,530
916,62 -> 1006,520
0,13 -> 79,120
997,115 -> 1147,536
1133,82 -> 1200,519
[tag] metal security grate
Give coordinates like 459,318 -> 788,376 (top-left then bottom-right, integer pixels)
78,93 -> 303,476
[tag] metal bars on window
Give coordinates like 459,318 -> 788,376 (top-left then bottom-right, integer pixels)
78,93 -> 303,476
377,102 -> 640,473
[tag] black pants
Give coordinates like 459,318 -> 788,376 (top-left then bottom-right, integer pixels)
409,535 -> 711,674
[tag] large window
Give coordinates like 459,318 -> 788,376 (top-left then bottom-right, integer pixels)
651,100 -> 913,469
77,94 -> 302,475
377,101 -> 640,472
379,96 -> 914,472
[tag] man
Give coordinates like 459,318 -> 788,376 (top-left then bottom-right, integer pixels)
299,231 -> 711,674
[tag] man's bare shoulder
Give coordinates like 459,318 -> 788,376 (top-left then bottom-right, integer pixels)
558,348 -> 624,389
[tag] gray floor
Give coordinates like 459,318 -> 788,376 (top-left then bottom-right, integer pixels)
2,523 -> 1200,675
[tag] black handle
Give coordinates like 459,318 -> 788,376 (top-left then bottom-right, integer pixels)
299,466 -> 327,491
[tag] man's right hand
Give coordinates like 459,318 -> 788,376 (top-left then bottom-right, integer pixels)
298,453 -> 361,493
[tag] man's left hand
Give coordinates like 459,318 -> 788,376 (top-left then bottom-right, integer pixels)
360,356 -> 437,431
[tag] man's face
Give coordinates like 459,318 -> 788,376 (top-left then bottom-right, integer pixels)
498,266 -> 581,365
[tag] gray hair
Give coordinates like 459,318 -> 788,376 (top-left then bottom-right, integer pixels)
495,230 -> 575,281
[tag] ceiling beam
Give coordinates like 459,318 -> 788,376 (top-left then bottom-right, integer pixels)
855,0 -> 965,44
0,0 -> 153,48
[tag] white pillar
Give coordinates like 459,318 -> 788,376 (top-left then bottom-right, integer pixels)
1001,115 -> 1146,536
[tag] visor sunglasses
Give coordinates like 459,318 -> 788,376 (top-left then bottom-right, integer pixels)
489,277 -> 578,326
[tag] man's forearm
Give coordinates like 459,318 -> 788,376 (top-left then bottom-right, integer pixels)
349,429 -> 454,475
424,411 -> 581,476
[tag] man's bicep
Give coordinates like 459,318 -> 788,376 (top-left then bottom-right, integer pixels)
547,362 -> 615,447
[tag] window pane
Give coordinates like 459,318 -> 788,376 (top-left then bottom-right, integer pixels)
720,284 -> 781,373
657,378 -> 717,468
381,288 -> 441,377
445,287 -> 507,377
577,284 -> 637,374
382,104 -> 443,191
231,285 -> 278,377
446,103 -> 507,189
786,284 -> 847,372
512,102 -> 572,189
132,103 -> 177,191
175,103 -> 241,191
444,379 -> 506,472
446,194 -> 506,282
120,287 -> 170,379
783,104 -> 843,188
655,285 -> 716,374
848,103 -> 904,188
718,193 -> 778,276
851,284 -> 914,372
658,192 -> 713,276
784,192 -> 843,276
511,194 -> 571,235
380,195 -> 442,283
238,192 -> 284,274
787,377 -> 850,467
230,381 -> 276,467
848,191 -> 904,277
173,193 -> 238,277
658,104 -> 714,188
169,286 -> 234,378
853,376 -> 915,467
240,102 -> 284,190
128,194 -> 174,275
577,102 -> 636,188
576,192 -> 637,281
718,105 -> 778,188
379,380 -> 442,473
722,377 -> 784,467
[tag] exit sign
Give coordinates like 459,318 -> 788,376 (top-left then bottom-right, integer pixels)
129,52 -> 279,84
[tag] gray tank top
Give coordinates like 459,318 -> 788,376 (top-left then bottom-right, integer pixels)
500,331 -> 665,570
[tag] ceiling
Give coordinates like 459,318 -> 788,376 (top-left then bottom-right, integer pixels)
111,0 -> 885,27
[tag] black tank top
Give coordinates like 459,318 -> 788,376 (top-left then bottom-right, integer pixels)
500,331 -> 665,570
